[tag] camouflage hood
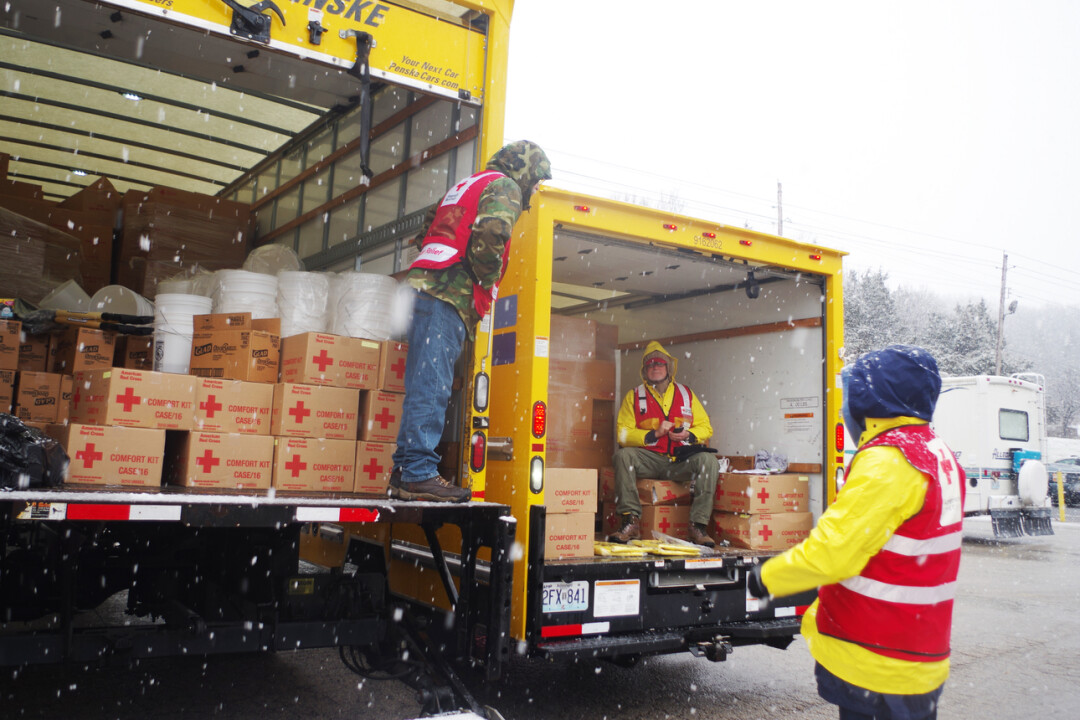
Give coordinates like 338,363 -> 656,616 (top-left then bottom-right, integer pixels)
486,140 -> 551,210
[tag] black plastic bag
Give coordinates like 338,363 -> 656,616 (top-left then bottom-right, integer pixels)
0,413 -> 67,490
671,444 -> 718,464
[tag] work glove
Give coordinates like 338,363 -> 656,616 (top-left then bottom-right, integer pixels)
746,564 -> 770,599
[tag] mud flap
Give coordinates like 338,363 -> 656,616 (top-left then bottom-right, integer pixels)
989,509 -> 1023,538
1020,507 -> 1054,536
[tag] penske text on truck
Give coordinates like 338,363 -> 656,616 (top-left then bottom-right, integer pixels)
1,1 -> 843,717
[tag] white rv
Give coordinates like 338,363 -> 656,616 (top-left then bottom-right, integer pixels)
930,374 -> 1053,537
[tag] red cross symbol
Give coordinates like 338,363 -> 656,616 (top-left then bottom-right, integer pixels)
76,443 -> 103,468
289,401 -> 311,424
196,449 -> 220,474
658,515 -> 672,533
200,394 -> 222,418
115,386 -> 142,412
758,523 -> 774,542
285,454 -> 307,478
373,407 -> 396,428
312,349 -> 333,372
72,386 -> 82,408
362,457 -> 384,480
390,356 -> 406,379
755,487 -> 770,506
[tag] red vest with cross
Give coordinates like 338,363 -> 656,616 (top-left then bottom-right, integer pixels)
410,170 -> 510,317
816,424 -> 966,662
634,382 -> 695,455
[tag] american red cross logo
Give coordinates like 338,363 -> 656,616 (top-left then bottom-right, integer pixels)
374,407 -> 396,428
116,386 -> 142,412
658,515 -> 672,533
196,449 -> 220,474
200,394 -> 222,418
391,357 -> 406,379
362,457 -> 384,480
76,443 -> 103,468
285,454 -> 307,478
758,524 -> 774,542
312,349 -> 333,372
289,401 -> 311,424
756,488 -> 770,506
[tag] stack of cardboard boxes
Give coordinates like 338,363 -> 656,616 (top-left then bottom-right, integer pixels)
711,471 -> 813,550
544,468 -> 598,559
600,476 -> 694,542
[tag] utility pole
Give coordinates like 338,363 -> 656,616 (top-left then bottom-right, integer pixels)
995,252 -> 1008,376
777,181 -> 783,236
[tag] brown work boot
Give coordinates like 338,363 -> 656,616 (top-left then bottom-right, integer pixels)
689,522 -> 716,548
389,474 -> 471,503
607,514 -> 641,544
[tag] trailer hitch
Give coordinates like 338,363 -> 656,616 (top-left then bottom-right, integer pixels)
689,636 -> 733,662
220,0 -> 286,44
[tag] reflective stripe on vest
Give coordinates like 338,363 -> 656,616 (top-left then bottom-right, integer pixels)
816,424 -> 965,662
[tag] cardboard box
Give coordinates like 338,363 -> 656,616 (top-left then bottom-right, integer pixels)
193,377 -> 274,435
13,371 -> 63,423
280,332 -> 381,390
378,340 -> 408,393
599,466 -> 616,503
549,315 -> 619,362
714,472 -> 810,514
547,397 -> 615,453
0,319 -> 20,370
18,333 -> 51,372
189,313 -> 280,383
114,335 -> 155,371
169,431 -> 275,490
548,359 -> 616,401
637,478 -> 692,506
0,368 -> 14,413
544,512 -> 595,560
57,374 -> 73,424
354,440 -> 396,495
358,389 -> 403,443
51,422 -> 165,486
272,436 -> 356,493
641,504 -> 691,541
546,447 -> 617,471
270,383 -> 360,440
711,511 -> 813,551
546,468 -> 598,514
69,368 -> 197,429
50,327 -> 117,374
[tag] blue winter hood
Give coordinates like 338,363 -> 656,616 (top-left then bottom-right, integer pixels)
843,344 -> 942,435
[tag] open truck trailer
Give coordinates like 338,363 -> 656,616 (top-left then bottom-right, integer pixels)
1,1 -> 845,717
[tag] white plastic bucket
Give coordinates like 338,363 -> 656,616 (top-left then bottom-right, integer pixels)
90,285 -> 154,317
277,271 -> 329,338
213,269 -> 279,319
153,293 -> 213,374
330,272 -> 398,340
156,278 -> 194,295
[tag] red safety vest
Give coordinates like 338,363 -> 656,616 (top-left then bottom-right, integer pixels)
410,170 -> 510,317
816,424 -> 966,662
634,382 -> 695,455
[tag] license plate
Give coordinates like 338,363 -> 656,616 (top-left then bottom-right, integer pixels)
542,581 -> 589,613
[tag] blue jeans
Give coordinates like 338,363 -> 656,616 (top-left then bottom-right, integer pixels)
815,663 -> 943,720
392,291 -> 467,483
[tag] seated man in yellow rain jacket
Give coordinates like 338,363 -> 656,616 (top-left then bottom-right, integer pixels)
608,341 -> 719,547
749,344 -> 966,720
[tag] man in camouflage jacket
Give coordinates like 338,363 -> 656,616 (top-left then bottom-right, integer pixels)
390,141 -> 552,502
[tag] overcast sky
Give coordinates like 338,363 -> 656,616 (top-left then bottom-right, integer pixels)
503,0 -> 1080,310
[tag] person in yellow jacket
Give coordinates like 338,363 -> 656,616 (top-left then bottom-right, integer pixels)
608,341 -> 718,547
748,345 -> 965,720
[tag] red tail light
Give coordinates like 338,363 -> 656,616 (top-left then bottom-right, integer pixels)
574,205 -> 590,212
663,223 -> 678,231
702,231 -> 717,239
532,401 -> 547,438
470,431 -> 486,472
835,423 -> 845,452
